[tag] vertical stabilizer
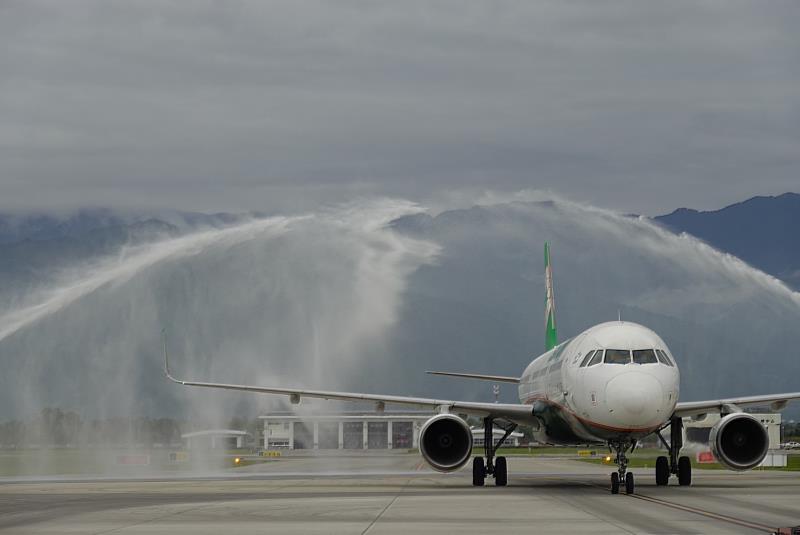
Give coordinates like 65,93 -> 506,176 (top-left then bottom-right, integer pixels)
544,242 -> 558,351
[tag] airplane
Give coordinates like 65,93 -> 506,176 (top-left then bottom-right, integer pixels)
163,242 -> 800,494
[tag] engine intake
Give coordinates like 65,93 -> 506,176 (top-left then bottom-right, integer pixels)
709,413 -> 769,471
419,414 -> 473,472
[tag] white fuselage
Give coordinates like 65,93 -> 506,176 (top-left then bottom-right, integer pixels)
518,321 -> 679,445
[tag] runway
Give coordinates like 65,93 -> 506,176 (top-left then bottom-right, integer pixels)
1,454 -> 798,534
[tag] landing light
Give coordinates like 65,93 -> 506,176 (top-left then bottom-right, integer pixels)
234,457 -> 241,465
604,455 -> 612,463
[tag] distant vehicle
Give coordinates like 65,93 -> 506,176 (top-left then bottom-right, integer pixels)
164,243 -> 800,495
783,441 -> 800,449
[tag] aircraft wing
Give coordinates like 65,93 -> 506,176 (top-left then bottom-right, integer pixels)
425,371 -> 521,383
674,391 -> 800,418
163,339 -> 534,422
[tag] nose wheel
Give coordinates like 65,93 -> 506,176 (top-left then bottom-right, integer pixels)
625,472 -> 635,494
608,439 -> 635,494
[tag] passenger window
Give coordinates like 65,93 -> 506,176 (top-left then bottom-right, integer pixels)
633,349 -> 658,364
579,350 -> 596,367
656,350 -> 674,367
587,350 -> 603,367
604,349 -> 631,364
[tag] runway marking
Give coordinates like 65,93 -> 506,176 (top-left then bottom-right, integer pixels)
627,492 -> 777,533
542,482 -> 638,535
585,481 -> 777,533
91,501 -> 211,535
360,478 -> 411,535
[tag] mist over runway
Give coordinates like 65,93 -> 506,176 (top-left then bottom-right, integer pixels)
1,455 -> 798,534
1,195 -> 799,426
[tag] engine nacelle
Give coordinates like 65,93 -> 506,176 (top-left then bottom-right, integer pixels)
709,413 -> 769,471
419,414 -> 473,472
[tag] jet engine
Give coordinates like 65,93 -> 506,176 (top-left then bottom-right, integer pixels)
709,413 -> 769,471
419,414 -> 473,472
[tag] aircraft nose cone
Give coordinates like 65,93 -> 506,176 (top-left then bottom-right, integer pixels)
605,372 -> 663,426
622,389 -> 646,415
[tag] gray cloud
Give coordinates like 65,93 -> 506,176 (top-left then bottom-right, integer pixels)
1,1 -> 798,214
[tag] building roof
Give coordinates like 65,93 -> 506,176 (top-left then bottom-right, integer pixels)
181,429 -> 249,439
260,412 -> 434,421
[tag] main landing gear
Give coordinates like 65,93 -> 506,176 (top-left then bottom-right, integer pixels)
655,416 -> 692,487
473,417 -> 517,487
608,440 -> 636,494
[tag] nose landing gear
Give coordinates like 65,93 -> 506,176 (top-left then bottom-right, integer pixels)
608,439 -> 636,494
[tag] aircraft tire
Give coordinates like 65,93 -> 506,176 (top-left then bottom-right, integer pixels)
472,457 -> 485,486
625,472 -> 635,494
610,472 -> 620,494
655,456 -> 669,486
494,456 -> 507,487
678,456 -> 692,486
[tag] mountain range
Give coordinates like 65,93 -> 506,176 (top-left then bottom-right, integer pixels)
0,194 -> 798,419
3,194 -> 797,296
654,192 -> 800,290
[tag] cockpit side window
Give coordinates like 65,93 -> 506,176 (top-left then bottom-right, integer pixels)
587,350 -> 603,367
656,349 -> 674,367
633,349 -> 658,364
604,349 -> 631,364
579,350 -> 597,367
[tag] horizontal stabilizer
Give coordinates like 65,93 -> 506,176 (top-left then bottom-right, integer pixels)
426,371 -> 520,384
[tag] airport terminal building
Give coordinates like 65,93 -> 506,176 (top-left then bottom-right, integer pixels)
260,412 -> 523,451
261,412 -> 430,450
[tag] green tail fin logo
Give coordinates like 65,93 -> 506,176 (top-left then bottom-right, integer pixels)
544,242 -> 558,351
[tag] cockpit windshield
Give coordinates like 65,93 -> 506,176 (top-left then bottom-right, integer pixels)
656,349 -> 674,367
633,349 -> 658,364
579,350 -> 596,367
587,350 -> 603,366
604,349 -> 631,364
585,348 -> 672,366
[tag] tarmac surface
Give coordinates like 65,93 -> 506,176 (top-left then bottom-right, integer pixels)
1,454 -> 799,534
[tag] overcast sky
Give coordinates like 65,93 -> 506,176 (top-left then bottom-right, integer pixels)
1,1 -> 798,215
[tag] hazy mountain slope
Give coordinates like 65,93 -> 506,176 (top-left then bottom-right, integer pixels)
0,198 -> 798,421
655,193 -> 800,289
0,209 -> 246,245
0,211 -> 251,301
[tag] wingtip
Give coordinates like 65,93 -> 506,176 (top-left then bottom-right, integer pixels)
161,329 -> 180,384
